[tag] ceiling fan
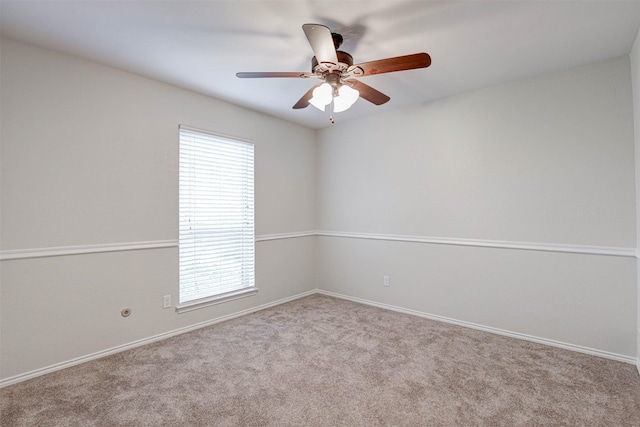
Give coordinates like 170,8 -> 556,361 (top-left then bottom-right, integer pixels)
236,24 -> 431,123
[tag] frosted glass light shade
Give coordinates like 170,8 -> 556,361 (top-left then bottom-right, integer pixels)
333,85 -> 359,113
309,83 -> 332,111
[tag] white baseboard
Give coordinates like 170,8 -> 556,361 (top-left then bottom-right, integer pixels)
317,290 -> 638,366
0,289 -> 317,389
2,288 -> 636,388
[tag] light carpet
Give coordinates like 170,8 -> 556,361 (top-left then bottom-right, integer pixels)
1,294 -> 639,426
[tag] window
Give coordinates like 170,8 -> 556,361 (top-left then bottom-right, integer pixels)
178,126 -> 256,312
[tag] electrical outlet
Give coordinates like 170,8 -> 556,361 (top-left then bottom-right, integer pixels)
383,275 -> 390,287
163,295 -> 171,308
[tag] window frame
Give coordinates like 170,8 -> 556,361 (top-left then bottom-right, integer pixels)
176,125 -> 257,313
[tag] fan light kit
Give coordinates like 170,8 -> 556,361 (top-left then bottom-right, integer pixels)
237,24 -> 432,123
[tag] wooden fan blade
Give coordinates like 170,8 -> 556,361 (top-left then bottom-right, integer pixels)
292,83 -> 322,109
346,79 -> 390,105
354,53 -> 431,76
302,23 -> 338,65
236,72 -> 314,78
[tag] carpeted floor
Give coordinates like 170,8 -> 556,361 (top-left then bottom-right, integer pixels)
1,294 -> 639,426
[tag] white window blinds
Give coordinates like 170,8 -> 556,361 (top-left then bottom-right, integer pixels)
179,126 -> 255,304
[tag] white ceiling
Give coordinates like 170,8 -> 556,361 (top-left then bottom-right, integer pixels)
2,1 -> 640,129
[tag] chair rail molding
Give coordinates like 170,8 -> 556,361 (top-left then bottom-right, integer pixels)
0,240 -> 178,261
2,231 -> 634,260
316,231 -> 636,258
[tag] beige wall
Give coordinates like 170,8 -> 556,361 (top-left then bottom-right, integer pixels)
0,38 -> 317,381
316,57 -> 637,358
630,25 -> 640,373
2,36 -> 639,383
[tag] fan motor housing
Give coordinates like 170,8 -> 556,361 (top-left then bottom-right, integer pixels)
312,50 -> 354,74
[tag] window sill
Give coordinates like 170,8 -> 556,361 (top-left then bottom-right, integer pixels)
175,287 -> 259,314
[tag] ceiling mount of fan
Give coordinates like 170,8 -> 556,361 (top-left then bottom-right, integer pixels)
331,32 -> 343,49
236,23 -> 431,122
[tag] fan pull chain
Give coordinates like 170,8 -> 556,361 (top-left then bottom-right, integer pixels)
329,100 -> 335,124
